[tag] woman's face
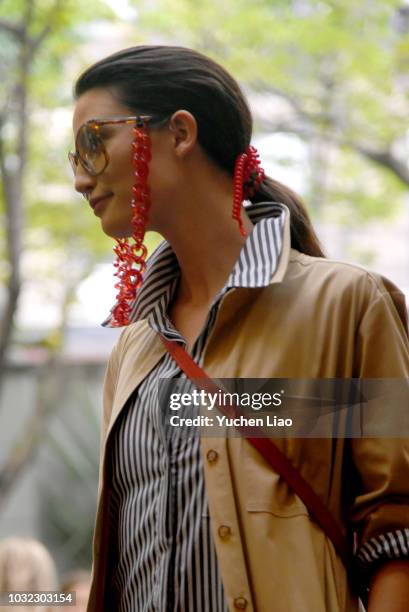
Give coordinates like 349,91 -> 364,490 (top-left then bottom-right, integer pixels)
72,87 -> 176,238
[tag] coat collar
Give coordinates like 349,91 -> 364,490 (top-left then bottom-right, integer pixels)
102,201 -> 290,328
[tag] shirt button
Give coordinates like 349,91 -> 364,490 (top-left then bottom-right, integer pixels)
234,597 -> 248,609
206,449 -> 218,463
218,525 -> 231,539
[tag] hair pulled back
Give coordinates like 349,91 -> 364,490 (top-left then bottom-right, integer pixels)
75,45 -> 324,257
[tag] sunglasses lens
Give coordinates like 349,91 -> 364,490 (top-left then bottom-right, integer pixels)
76,124 -> 106,174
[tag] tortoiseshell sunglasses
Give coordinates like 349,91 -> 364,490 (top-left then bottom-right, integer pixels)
68,115 -> 153,177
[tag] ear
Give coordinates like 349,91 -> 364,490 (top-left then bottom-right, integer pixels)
168,110 -> 198,157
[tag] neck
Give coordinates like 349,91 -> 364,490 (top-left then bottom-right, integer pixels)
159,178 -> 253,307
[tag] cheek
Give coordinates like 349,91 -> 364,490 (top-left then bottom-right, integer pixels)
147,156 -> 178,202
110,163 -> 134,204
145,134 -> 179,199
106,138 -> 134,185
118,150 -> 134,183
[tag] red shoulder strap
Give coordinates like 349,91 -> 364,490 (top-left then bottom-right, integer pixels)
160,335 -> 351,569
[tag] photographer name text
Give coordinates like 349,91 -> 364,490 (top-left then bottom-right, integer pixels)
169,414 -> 293,428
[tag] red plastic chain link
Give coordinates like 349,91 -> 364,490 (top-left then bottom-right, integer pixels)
232,145 -> 265,237
110,123 -> 152,327
232,153 -> 246,237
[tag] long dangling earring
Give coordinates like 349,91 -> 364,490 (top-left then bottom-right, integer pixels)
232,145 -> 265,238
232,152 -> 247,237
110,120 -> 152,327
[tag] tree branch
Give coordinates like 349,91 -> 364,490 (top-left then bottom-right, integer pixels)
30,0 -> 65,53
0,19 -> 25,39
0,122 -> 22,392
0,0 -> 63,52
0,1 -> 33,394
353,145 -> 409,186
0,358 -> 62,506
0,267 -> 91,505
254,92 -> 409,188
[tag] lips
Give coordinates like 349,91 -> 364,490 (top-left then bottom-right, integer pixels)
89,193 -> 113,210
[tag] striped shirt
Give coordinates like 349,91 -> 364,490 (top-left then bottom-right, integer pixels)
102,200 -> 409,609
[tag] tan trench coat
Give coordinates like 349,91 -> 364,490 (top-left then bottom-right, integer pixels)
87,245 -> 409,612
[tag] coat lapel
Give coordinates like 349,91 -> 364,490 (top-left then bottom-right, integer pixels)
106,321 -> 167,440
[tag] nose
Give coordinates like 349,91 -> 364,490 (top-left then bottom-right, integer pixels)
73,162 -> 97,196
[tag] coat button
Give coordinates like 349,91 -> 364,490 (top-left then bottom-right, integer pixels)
234,597 -> 248,609
206,449 -> 218,463
218,525 -> 231,539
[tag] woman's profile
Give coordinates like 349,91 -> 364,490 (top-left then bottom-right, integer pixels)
69,45 -> 409,611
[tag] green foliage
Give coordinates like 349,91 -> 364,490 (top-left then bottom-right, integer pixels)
133,0 -> 408,220
0,0 -> 122,316
318,146 -> 404,224
0,1 -> 115,106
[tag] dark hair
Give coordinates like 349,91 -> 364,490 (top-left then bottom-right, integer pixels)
75,45 -> 324,257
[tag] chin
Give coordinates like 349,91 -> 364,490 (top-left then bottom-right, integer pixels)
101,220 -> 133,240
100,208 -> 156,239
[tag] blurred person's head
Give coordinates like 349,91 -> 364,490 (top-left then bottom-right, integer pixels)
0,537 -> 57,612
60,569 -> 91,612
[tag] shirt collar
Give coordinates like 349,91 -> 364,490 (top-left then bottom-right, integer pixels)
102,201 -> 290,328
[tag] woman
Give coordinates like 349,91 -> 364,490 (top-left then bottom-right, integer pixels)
69,46 -> 409,611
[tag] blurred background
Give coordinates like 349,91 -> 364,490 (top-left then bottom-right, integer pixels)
0,0 -> 408,582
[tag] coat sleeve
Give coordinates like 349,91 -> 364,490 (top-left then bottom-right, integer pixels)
348,273 -> 409,575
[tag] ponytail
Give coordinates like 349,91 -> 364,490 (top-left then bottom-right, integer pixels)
251,176 -> 325,258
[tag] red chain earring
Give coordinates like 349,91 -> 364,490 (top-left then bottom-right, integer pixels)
110,119 -> 152,327
232,145 -> 265,237
232,153 -> 247,237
